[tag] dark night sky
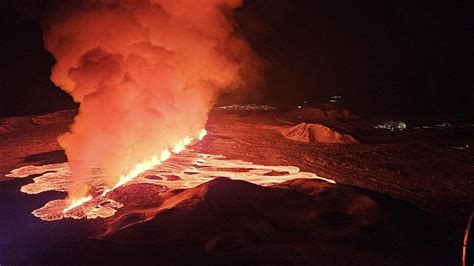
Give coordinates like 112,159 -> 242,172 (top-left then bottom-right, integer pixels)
0,0 -> 473,118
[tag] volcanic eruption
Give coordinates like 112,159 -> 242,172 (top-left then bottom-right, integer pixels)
43,0 -> 261,206
2,1 -> 472,264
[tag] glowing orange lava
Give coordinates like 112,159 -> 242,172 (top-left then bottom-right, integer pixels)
198,128 -> 207,141
66,129 -> 207,212
7,127 -> 337,222
62,195 -> 93,213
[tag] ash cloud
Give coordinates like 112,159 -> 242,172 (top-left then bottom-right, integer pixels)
44,0 -> 261,198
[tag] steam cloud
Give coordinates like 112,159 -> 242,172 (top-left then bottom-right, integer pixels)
44,0 -> 260,198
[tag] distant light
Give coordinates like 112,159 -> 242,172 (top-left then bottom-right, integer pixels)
297,105 -> 302,109
372,121 -> 407,131
329,95 -> 341,103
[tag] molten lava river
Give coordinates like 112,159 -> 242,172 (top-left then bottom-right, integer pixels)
7,131 -> 335,221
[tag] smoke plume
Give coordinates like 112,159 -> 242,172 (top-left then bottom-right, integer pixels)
44,0 -> 260,198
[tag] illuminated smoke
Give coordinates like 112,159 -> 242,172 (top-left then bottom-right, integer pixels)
44,0 -> 260,199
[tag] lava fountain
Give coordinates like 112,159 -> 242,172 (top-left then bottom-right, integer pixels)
62,128 -> 207,213
43,0 -> 261,203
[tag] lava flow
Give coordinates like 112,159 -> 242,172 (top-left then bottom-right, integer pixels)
7,128 -> 334,221
63,129 -> 207,213
62,195 -> 93,213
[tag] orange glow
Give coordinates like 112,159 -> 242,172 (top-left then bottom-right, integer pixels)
160,149 -> 171,161
10,147 -> 336,221
44,0 -> 261,207
62,195 -> 93,213
172,140 -> 186,153
65,129 -> 206,212
198,128 -> 207,141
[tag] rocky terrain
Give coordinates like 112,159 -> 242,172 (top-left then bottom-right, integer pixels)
279,122 -> 358,144
0,108 -> 473,265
